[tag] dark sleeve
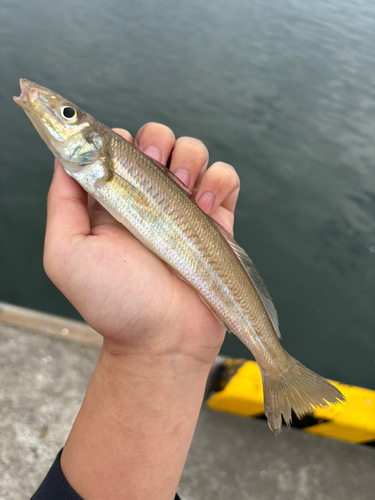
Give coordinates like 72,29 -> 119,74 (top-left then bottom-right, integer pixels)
31,449 -> 182,500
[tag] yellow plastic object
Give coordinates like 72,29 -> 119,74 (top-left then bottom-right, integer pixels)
207,360 -> 264,416
305,384 -> 375,443
207,360 -> 375,444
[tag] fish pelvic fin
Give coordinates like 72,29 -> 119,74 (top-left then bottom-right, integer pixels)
261,354 -> 346,435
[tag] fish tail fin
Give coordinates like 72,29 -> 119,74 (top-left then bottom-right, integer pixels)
261,354 -> 345,435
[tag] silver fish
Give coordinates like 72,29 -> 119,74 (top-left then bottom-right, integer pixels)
14,79 -> 345,434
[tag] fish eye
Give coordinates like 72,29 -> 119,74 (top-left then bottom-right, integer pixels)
61,106 -> 78,122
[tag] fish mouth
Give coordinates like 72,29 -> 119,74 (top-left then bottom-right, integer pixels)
13,78 -> 33,109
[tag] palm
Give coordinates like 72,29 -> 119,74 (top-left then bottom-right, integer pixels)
44,124 -> 239,363
59,206 -> 230,358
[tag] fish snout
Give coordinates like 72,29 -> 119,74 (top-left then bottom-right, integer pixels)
20,78 -> 30,91
14,79 -> 40,110
14,78 -> 32,109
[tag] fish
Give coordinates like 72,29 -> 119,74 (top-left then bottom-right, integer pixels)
14,79 -> 345,434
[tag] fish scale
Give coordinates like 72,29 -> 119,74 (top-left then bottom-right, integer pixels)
108,137 -> 274,344
14,79 -> 345,434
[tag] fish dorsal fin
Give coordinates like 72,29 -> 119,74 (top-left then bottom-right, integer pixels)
211,219 -> 281,339
151,158 -> 193,196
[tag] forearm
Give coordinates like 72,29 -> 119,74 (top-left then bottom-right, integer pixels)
60,341 -> 212,500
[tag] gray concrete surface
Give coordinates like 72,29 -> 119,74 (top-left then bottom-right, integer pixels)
1,322 -> 374,500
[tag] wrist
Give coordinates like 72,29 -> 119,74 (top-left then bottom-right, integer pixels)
61,342 -> 213,500
101,336 -> 218,378
100,314 -> 225,372
94,343 -> 212,422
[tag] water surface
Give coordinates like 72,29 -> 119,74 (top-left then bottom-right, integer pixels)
1,0 -> 374,388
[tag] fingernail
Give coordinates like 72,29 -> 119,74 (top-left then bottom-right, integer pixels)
144,146 -> 162,163
197,192 -> 214,213
54,158 -> 59,172
174,169 -> 190,188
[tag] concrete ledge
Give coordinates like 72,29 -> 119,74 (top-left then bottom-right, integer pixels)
1,307 -> 374,499
2,302 -> 374,447
0,301 -> 102,347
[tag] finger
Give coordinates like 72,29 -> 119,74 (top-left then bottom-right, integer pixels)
169,137 -> 209,191
44,159 -> 89,273
210,206 -> 235,236
195,162 -> 240,216
46,159 -> 90,240
135,122 -> 175,165
112,128 -> 133,144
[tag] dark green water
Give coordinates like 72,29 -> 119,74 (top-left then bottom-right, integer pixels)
1,0 -> 374,388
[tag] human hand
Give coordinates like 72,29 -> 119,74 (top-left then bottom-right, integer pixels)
44,123 -> 240,368
46,123 -> 241,499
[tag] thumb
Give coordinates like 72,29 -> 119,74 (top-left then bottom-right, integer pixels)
45,159 -> 90,258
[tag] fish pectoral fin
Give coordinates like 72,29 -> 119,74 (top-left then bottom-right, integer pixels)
151,158 -> 193,196
110,169 -> 149,203
101,168 -> 152,214
111,168 -> 137,189
211,218 -> 281,339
